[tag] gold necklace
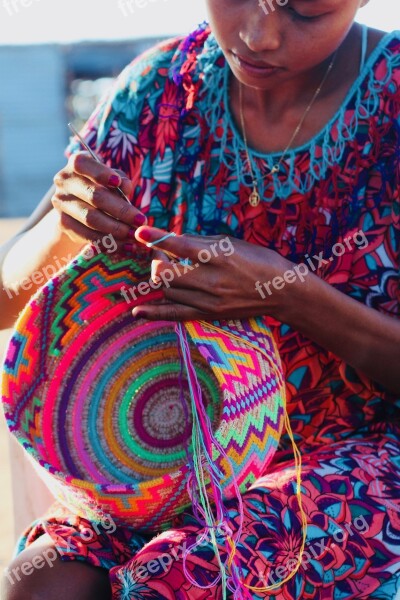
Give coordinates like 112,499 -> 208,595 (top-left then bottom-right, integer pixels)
239,50 -> 338,207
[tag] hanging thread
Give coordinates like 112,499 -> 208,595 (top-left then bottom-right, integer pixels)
144,231 -> 306,594
175,322 -> 247,599
173,319 -> 307,596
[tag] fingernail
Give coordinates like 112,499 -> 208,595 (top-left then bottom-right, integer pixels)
127,229 -> 136,239
133,213 -> 147,227
108,174 -> 121,187
136,228 -> 152,242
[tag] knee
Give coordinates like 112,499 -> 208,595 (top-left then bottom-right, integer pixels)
1,537 -> 111,600
1,543 -> 58,600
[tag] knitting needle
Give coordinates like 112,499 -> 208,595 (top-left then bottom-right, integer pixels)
67,122 -> 131,204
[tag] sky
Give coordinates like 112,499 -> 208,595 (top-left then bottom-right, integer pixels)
0,0 -> 396,45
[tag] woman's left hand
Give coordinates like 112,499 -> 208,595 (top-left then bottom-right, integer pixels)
131,226 -> 294,322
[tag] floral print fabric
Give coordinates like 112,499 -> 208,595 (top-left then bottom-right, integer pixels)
18,26 -> 400,598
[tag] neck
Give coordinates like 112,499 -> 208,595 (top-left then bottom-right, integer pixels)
232,24 -> 360,122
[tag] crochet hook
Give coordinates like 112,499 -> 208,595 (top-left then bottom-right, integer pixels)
67,122 -> 131,204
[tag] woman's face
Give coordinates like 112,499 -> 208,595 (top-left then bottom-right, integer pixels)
205,0 -> 368,90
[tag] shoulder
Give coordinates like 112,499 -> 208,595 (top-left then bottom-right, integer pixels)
105,36 -> 185,112
72,27 -> 212,154
355,28 -> 400,128
366,27 -> 394,48
93,25 -> 217,142
111,24 -> 215,109
365,28 -> 400,89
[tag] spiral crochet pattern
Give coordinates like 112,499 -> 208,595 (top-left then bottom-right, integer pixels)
1,247 -> 285,532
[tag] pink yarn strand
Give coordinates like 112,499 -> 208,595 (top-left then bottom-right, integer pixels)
174,322 -> 247,598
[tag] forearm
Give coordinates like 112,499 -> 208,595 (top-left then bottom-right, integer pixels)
0,209 -> 82,329
280,272 -> 400,394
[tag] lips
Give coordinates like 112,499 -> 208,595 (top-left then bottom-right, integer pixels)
235,53 -> 278,69
231,52 -> 282,77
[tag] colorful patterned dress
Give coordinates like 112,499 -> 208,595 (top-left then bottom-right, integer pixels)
18,24 -> 400,599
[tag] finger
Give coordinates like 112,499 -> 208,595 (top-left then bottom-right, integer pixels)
67,152 -> 128,191
66,153 -> 147,222
57,211 -> 112,246
134,226 -> 200,261
114,169 -> 134,201
151,259 -> 206,290
115,241 -> 154,258
163,286 -> 216,311
150,257 -> 169,286
152,248 -> 172,263
52,196 -> 134,241
59,175 -> 146,230
131,302 -> 209,322
56,212 -> 152,259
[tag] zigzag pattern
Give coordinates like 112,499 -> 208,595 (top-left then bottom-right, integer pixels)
50,253 -> 149,352
217,399 -> 284,448
221,378 -> 279,419
1,250 -> 286,531
217,421 -> 284,483
186,328 -> 270,390
3,305 -> 43,424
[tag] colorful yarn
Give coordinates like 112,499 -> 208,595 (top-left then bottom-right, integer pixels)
174,322 -> 245,598
176,320 -> 308,595
1,247 -> 286,535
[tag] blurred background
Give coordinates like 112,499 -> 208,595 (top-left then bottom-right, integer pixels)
0,0 -> 396,575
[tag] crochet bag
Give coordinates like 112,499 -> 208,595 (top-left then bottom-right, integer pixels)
1,247 -> 285,533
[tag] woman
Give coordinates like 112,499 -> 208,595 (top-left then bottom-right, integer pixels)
1,0 -> 400,598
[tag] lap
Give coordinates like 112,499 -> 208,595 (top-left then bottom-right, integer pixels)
13,433 -> 400,600
110,433 -> 400,599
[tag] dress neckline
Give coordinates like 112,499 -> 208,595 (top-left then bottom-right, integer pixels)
223,29 -> 399,161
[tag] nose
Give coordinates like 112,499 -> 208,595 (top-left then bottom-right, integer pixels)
239,3 -> 282,54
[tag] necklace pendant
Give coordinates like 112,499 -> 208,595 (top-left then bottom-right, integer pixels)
249,186 -> 260,207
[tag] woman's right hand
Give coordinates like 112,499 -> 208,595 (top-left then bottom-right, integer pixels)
51,151 -> 148,251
